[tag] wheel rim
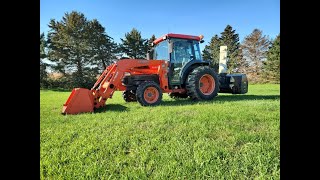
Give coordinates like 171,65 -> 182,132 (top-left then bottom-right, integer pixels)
144,87 -> 159,103
199,74 -> 215,95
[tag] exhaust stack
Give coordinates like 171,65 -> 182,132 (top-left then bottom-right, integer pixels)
218,46 -> 228,74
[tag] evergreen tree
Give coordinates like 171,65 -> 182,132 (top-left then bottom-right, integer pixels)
148,34 -> 156,49
241,29 -> 270,75
220,25 -> 241,73
202,34 -> 221,72
120,28 -> 148,59
47,11 -> 91,85
88,19 -> 118,70
40,33 -> 48,86
47,11 -> 114,88
264,34 -> 280,82
40,33 -> 46,59
202,44 -> 211,60
147,34 -> 156,59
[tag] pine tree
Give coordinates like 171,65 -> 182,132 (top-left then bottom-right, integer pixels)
264,34 -> 280,83
147,34 -> 156,59
202,34 -> 221,72
88,19 -> 118,70
47,11 -> 91,87
40,33 -> 48,87
148,34 -> 156,49
202,44 -> 211,60
120,28 -> 148,59
220,25 -> 241,73
47,11 -> 114,88
40,33 -> 46,59
241,29 -> 270,76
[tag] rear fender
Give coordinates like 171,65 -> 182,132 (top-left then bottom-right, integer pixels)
180,60 -> 210,85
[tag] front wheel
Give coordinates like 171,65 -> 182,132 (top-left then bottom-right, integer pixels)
136,81 -> 162,106
122,90 -> 136,102
186,66 -> 219,100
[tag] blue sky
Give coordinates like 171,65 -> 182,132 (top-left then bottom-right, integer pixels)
40,0 -> 279,50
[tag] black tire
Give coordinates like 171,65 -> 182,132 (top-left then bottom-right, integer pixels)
136,81 -> 162,106
168,92 -> 189,99
122,90 -> 136,102
186,66 -> 219,100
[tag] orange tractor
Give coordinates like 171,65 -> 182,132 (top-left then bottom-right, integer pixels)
62,33 -> 248,114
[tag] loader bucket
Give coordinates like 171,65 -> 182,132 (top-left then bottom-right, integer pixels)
62,88 -> 94,115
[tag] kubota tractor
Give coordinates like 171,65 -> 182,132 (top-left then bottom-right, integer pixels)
62,33 -> 248,114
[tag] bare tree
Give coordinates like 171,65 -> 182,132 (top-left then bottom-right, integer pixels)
241,29 -> 270,76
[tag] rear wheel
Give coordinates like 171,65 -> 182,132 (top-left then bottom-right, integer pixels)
136,81 -> 162,106
122,90 -> 136,102
186,66 -> 219,100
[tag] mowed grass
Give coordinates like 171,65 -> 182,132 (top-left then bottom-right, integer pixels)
40,84 -> 280,179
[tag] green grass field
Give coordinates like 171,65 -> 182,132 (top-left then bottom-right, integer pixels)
40,84 -> 280,179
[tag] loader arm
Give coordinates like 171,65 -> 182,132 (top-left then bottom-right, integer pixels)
62,59 -> 168,114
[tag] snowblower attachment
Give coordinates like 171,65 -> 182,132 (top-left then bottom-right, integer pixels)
62,88 -> 94,114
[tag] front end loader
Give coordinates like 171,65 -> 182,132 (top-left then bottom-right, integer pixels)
62,59 -> 169,114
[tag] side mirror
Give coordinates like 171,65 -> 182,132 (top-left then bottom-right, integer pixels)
200,40 -> 204,43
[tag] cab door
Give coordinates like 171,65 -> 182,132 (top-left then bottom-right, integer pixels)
169,40 -> 194,85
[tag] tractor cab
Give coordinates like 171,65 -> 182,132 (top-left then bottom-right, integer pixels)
150,34 -> 210,88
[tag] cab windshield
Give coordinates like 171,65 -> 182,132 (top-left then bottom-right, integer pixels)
153,40 -> 169,61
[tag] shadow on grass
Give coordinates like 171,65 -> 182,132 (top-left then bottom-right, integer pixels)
160,94 -> 280,107
94,104 -> 128,113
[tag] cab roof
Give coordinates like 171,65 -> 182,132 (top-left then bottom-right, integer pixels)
153,33 -> 202,45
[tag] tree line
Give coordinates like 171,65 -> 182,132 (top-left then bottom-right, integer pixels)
202,25 -> 279,83
40,11 -> 279,89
